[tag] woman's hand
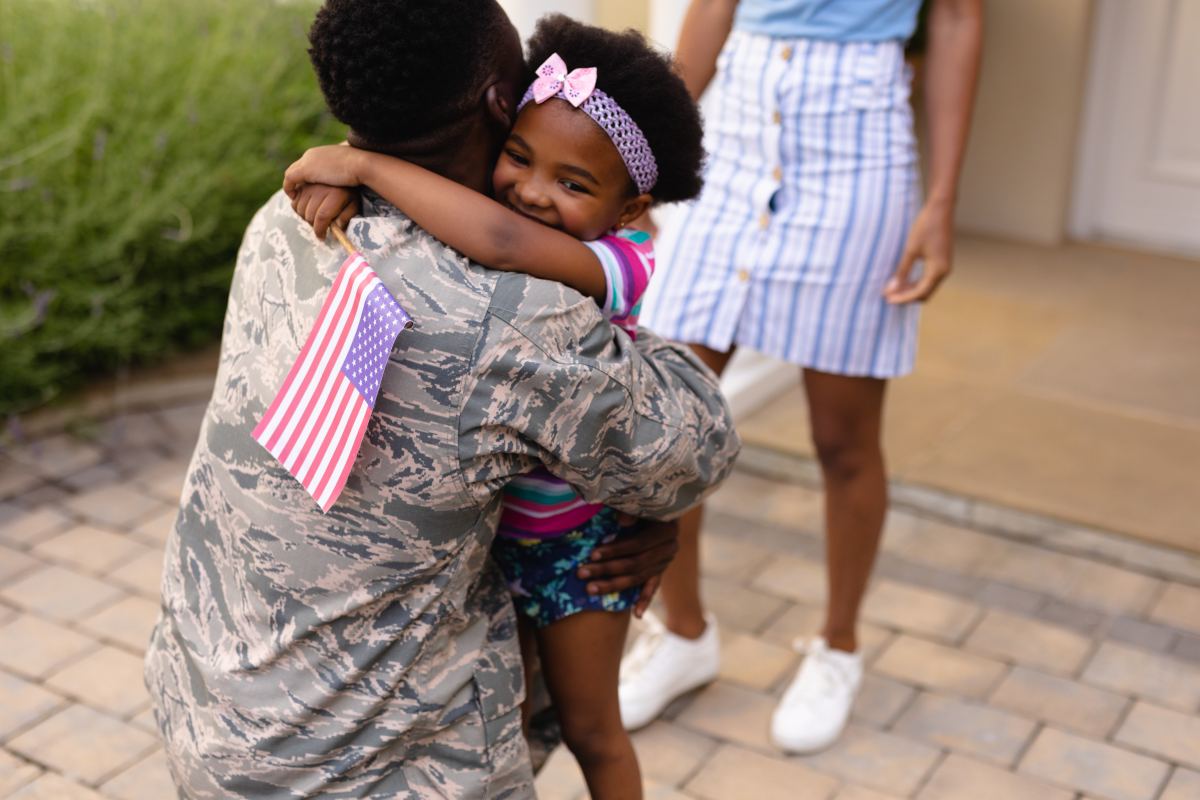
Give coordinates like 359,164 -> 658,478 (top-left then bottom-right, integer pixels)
887,0 -> 982,305
283,144 -> 365,197
578,517 -> 680,618
884,199 -> 956,304
290,184 -> 360,240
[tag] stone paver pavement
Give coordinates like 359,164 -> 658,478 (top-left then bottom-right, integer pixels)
2,399 -> 1200,799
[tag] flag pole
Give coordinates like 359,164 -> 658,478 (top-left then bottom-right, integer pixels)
330,224 -> 356,255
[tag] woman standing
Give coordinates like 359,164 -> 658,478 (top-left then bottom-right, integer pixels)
620,0 -> 982,753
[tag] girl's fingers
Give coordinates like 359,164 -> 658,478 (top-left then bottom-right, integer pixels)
295,191 -> 314,224
283,157 -> 313,196
335,200 -> 359,232
313,192 -> 343,240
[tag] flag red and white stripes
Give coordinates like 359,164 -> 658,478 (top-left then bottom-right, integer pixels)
253,253 -> 411,512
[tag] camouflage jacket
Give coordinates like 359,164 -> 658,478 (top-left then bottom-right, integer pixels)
144,192 -> 740,799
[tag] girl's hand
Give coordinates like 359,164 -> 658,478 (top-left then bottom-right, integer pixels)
291,184 -> 360,240
283,144 -> 365,196
884,200 -> 956,304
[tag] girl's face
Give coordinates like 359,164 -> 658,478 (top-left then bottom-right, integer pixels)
492,100 -> 649,241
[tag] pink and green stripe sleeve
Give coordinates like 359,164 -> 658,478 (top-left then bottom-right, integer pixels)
583,229 -> 655,337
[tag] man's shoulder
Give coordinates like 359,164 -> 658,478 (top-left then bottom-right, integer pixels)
241,191 -> 483,304
246,190 -> 430,271
489,272 -> 606,334
242,192 -> 607,358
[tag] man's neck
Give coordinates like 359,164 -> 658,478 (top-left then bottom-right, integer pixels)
348,119 -> 496,196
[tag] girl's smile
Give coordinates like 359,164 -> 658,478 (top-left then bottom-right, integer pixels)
492,99 -> 646,242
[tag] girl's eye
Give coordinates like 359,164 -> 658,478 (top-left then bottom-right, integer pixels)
506,150 -> 529,166
560,179 -> 589,194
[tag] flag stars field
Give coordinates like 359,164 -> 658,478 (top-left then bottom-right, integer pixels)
344,284 -> 405,406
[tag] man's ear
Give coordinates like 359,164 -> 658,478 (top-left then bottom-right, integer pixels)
485,83 -> 514,130
617,194 -> 653,229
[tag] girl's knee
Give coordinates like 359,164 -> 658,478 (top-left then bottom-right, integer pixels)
559,720 -> 631,767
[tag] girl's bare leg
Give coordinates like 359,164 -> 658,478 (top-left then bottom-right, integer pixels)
516,614 -> 539,732
538,610 -> 641,800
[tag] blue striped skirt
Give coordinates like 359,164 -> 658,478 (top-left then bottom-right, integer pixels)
642,31 -> 922,378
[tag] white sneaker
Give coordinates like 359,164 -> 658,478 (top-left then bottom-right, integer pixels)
770,637 -> 863,754
618,612 -> 719,731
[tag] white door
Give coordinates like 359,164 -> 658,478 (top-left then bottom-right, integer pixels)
1072,0 -> 1200,257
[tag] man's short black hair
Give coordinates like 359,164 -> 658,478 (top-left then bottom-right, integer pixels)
526,15 -> 705,205
308,0 -> 511,146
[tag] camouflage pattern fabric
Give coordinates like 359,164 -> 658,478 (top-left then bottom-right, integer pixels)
144,192 -> 740,799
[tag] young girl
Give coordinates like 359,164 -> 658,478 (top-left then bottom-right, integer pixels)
284,15 -> 704,799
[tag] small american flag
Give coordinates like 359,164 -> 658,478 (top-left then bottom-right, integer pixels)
253,252 -> 412,512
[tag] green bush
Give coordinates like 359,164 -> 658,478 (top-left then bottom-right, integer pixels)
0,0 -> 341,415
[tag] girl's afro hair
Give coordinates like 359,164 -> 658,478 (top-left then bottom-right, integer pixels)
526,14 -> 705,204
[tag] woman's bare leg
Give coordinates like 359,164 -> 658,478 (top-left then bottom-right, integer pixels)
657,344 -> 736,638
802,369 -> 888,653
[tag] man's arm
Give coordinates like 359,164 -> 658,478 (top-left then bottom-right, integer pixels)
460,282 -> 740,523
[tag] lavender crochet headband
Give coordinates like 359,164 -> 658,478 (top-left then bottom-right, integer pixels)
516,53 -> 659,195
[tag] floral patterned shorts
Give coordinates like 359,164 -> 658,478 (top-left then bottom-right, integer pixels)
492,507 -> 642,628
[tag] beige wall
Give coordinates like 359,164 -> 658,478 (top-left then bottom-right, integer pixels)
954,0 -> 1094,245
597,0 -> 649,31
501,0 -> 649,37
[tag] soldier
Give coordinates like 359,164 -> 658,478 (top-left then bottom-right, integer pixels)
142,1 -> 740,798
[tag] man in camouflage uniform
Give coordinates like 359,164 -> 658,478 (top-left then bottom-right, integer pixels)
144,1 -> 738,797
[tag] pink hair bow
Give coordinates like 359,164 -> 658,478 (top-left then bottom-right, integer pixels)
531,53 -> 597,107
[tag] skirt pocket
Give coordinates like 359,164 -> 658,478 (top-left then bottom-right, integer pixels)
846,42 -> 908,112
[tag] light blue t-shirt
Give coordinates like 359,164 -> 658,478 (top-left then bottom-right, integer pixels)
735,0 -> 923,42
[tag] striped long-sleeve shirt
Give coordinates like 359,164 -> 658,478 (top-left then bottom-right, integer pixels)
498,229 -> 655,540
